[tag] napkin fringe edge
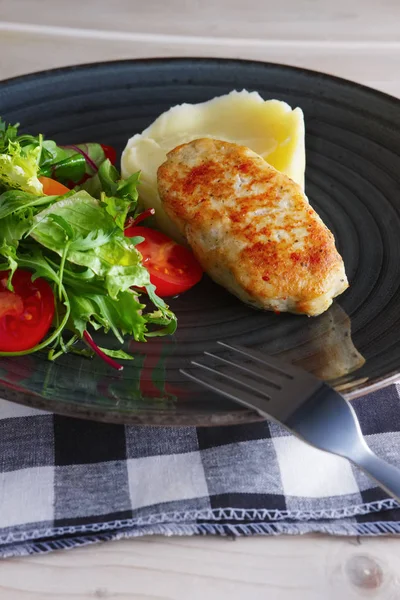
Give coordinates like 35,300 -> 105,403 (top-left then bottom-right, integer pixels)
2,496 -> 400,548
0,498 -> 400,555
2,519 -> 400,558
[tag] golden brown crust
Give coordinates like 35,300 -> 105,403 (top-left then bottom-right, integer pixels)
157,138 -> 348,316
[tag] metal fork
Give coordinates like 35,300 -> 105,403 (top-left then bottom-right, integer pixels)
181,341 -> 400,502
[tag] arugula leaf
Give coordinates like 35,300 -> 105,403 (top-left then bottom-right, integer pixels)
99,348 -> 135,361
85,161 -> 140,230
46,258 -> 105,296
0,210 -> 31,290
98,160 -> 140,200
39,139 -> 67,165
0,141 -> 42,194
0,240 -> 19,289
14,247 -> 62,286
145,288 -> 177,337
68,290 -> 147,342
0,212 -> 32,247
97,160 -> 121,196
70,229 -> 115,252
0,189 -> 53,220
101,194 -> 131,230
116,171 -> 141,200
96,291 -> 148,341
0,118 -> 19,152
46,214 -> 73,239
68,294 -> 111,336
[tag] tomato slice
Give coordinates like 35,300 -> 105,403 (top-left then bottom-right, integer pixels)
100,144 -> 117,165
39,176 -> 70,196
124,226 -> 203,297
0,270 -> 55,352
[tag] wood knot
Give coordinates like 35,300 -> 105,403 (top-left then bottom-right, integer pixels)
345,554 -> 384,590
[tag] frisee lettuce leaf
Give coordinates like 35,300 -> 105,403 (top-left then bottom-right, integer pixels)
0,141 -> 42,194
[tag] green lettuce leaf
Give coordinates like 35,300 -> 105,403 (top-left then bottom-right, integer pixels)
66,143 -> 106,173
51,143 -> 108,184
40,153 -> 86,183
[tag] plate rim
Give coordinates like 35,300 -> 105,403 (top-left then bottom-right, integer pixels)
3,56 -> 400,110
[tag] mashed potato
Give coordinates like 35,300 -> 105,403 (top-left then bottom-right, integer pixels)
121,90 -> 305,242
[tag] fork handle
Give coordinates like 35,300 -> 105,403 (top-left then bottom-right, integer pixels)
353,449 -> 400,502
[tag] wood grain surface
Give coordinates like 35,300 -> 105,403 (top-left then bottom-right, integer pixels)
1,535 -> 400,599
2,1 -> 400,597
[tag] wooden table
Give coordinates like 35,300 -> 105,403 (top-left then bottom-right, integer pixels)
2,1 -> 400,597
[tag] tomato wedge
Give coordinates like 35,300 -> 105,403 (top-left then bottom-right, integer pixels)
39,176 -> 70,196
124,226 -> 203,297
100,144 -> 117,165
0,270 -> 55,352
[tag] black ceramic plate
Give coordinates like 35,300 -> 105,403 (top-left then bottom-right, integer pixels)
1,58 -> 400,426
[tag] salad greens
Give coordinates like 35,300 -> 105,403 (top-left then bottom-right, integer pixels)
0,118 -> 177,366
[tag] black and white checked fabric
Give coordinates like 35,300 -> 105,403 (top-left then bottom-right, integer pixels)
2,384 -> 400,557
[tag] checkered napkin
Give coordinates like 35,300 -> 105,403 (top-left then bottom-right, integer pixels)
2,384 -> 400,558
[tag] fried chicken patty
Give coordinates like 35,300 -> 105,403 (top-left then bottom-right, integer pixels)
157,138 -> 348,316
